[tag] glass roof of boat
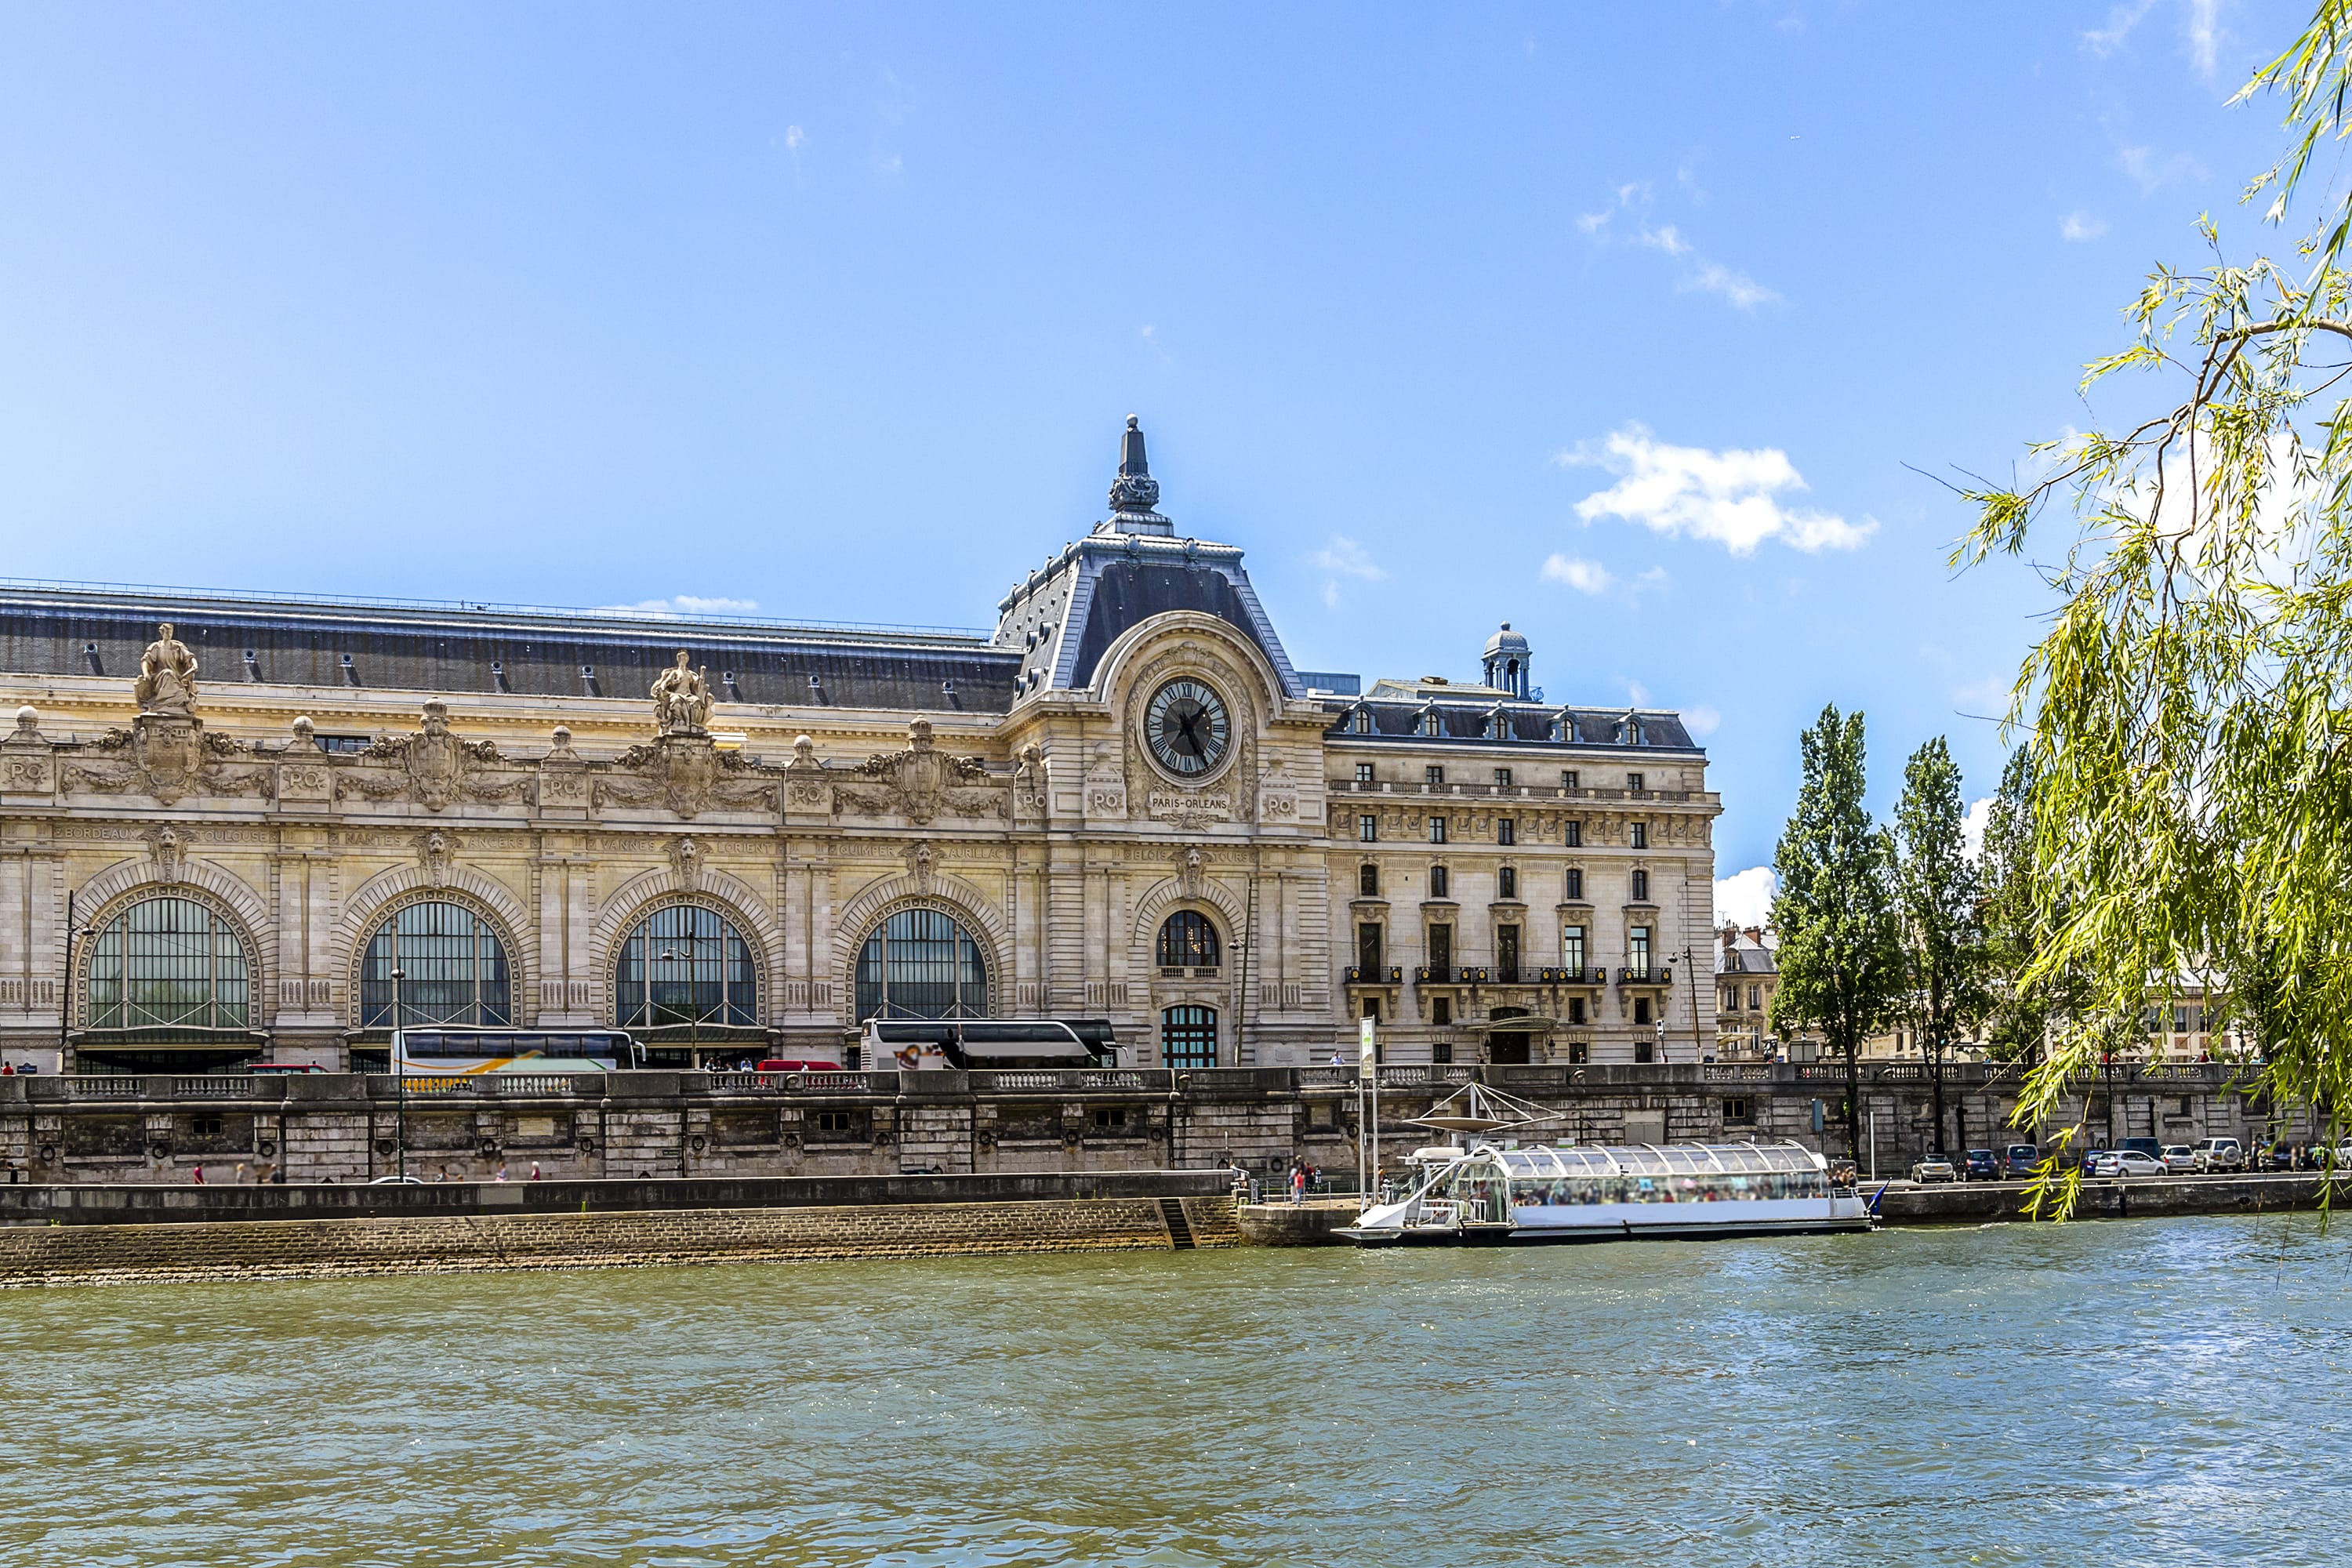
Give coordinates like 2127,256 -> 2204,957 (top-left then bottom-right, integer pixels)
1489,1143 -> 1822,1178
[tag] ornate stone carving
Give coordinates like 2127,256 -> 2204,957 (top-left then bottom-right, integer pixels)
341,701 -> 527,811
134,622 -> 199,718
600,734 -> 774,819
1178,844 -> 1205,901
538,724 -> 590,810
1082,741 -> 1127,819
782,734 -> 829,814
417,829 -> 455,887
651,651 -> 713,736
837,719 -> 997,825
669,835 -> 702,887
1,706 -> 53,797
63,717 -> 270,805
1012,743 -> 1047,821
905,840 -> 938,895
147,825 -> 187,884
1256,755 -> 1298,823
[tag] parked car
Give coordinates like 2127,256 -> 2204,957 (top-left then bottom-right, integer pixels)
1960,1149 -> 1998,1181
1910,1156 -> 1958,1184
2118,1137 -> 2163,1160
2002,1144 -> 2042,1179
2078,1147 -> 2109,1173
2092,1149 -> 2168,1178
2191,1137 -> 2244,1172
2160,1145 -> 2199,1173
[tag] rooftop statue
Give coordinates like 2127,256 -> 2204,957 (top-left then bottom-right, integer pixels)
652,650 -> 713,735
134,622 -> 198,718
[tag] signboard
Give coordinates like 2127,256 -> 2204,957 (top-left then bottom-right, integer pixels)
1359,1016 -> 1376,1064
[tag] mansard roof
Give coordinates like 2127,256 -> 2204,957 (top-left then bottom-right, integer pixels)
1322,695 -> 1703,750
0,580 -> 1023,714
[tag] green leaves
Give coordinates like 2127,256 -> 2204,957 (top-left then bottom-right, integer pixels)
1965,0 -> 2352,1213
1769,706 -> 1904,1160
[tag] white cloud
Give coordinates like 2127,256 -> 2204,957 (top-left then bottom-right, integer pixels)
1563,424 -> 1875,555
2060,210 -> 2109,241
1577,183 -> 1779,313
601,595 -> 762,618
784,125 -> 805,153
1952,673 -> 2013,716
1689,260 -> 1779,310
1962,797 -> 1995,861
2185,0 -> 2219,78
1636,224 -> 1690,256
2082,0 -> 2156,55
2115,142 -> 2205,193
1715,866 -> 1777,928
1313,534 -> 1383,581
1312,533 -> 1385,609
1682,704 -> 1721,738
1626,680 -> 1650,706
1541,554 -> 1614,594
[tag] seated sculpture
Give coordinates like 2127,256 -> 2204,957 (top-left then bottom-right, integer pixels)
134,623 -> 198,718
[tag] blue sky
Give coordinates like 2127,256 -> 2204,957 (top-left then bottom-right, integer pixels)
0,1 -> 2308,906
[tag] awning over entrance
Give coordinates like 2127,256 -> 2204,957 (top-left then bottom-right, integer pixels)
70,1028 -> 270,1074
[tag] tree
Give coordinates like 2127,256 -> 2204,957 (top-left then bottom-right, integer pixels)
1892,736 -> 1990,1156
1768,705 -> 1904,1164
1978,746 -> 2047,1065
1959,1 -> 2352,1200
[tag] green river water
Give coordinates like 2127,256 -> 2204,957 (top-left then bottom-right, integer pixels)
1,1214 -> 2345,1566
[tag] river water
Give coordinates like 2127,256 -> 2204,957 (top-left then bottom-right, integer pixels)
2,1214 -> 2346,1566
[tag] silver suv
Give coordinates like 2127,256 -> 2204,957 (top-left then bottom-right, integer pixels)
2190,1137 -> 2244,1172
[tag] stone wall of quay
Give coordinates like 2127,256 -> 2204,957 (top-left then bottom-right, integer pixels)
0,1061 -> 2316,1190
0,1187 -> 1245,1288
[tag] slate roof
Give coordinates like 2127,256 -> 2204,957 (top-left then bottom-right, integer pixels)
0,582 -> 1022,714
1321,696 -> 1702,750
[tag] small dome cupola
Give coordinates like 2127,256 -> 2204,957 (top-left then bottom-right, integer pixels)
1482,622 -> 1531,699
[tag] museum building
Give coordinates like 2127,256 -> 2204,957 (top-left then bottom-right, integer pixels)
0,419 -> 1721,1073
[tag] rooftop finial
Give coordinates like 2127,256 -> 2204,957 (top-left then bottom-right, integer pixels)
1109,414 -> 1163,517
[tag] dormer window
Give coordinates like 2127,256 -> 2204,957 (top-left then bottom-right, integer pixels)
1352,706 -> 1373,735
1421,709 -> 1441,738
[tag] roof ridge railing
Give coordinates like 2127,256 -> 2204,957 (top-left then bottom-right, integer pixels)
0,575 -> 993,643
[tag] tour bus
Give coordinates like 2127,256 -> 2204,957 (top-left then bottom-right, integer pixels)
858,1018 -> 1116,1072
390,1026 -> 645,1076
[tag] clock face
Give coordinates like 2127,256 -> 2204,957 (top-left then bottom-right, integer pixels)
1145,677 -> 1231,779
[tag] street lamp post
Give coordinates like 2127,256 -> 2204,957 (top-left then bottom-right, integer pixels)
390,965 -> 408,1182
659,948 -> 700,1068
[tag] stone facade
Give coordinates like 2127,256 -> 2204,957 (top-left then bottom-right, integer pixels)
0,420 -> 1719,1074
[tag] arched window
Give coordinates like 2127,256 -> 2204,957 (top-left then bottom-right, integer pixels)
1162,1004 -> 1218,1069
85,896 -> 249,1030
614,902 -> 758,1029
1157,910 -> 1221,968
361,901 -> 511,1028
855,907 -> 989,1021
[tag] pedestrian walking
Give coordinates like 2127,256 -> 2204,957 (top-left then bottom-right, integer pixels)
1289,1161 -> 1307,1205
494,1160 -> 508,1182
529,1160 -> 542,1181
191,1163 -> 204,1185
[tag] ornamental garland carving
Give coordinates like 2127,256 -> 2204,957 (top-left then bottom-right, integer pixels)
62,717 -> 274,805
339,701 -> 527,811
834,719 -> 1001,825
597,734 -> 776,819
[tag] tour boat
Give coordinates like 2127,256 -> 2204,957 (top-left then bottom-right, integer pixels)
1336,1139 -> 1873,1246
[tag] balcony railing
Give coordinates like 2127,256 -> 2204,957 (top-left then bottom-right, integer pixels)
1614,966 -> 1674,987
1415,965 -> 1491,985
1537,966 -> 1605,985
1342,965 -> 1405,985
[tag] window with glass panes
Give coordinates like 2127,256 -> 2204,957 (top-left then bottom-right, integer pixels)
853,906 -> 987,1021
1161,1004 -> 1217,1069
85,897 -> 250,1031
616,902 -> 760,1028
361,900 -> 512,1029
